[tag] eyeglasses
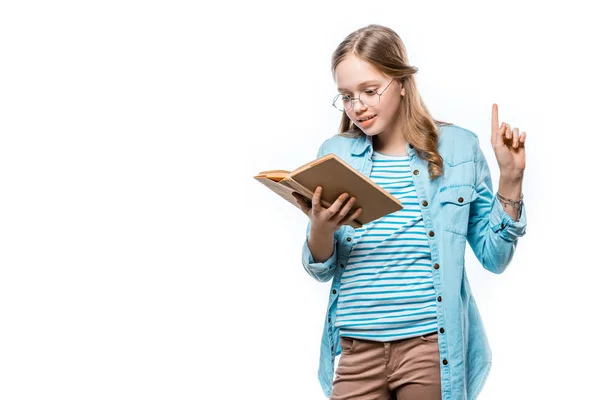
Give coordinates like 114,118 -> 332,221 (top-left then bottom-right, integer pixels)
332,78 -> 395,112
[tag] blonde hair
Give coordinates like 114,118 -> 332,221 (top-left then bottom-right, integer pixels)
331,24 -> 450,179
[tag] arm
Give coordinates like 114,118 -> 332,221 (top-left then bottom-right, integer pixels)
300,141 -> 340,283
466,140 -> 527,274
301,224 -> 339,283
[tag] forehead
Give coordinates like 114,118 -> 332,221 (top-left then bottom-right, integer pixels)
335,55 -> 386,92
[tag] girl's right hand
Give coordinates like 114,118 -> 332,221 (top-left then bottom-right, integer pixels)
292,186 -> 362,236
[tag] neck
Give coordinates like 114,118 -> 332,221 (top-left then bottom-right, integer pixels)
373,130 -> 408,156
372,109 -> 408,155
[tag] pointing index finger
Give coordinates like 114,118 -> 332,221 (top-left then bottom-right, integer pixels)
491,103 -> 499,145
492,103 -> 499,132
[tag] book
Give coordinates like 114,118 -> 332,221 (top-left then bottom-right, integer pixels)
253,153 -> 403,229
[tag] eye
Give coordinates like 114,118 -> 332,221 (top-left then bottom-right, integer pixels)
363,89 -> 377,94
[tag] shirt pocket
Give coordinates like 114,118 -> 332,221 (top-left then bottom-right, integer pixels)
438,185 -> 479,236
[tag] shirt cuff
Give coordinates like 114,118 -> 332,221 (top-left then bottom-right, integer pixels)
302,237 -> 338,271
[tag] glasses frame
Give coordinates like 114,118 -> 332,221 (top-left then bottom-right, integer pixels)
332,78 -> 395,112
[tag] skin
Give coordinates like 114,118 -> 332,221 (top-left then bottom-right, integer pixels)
292,56 -> 527,258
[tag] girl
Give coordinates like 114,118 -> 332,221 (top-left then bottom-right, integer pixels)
291,24 -> 527,400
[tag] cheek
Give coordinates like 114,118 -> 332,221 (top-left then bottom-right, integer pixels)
375,102 -> 400,125
382,98 -> 401,115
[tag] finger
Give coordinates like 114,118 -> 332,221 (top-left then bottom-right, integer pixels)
491,103 -> 499,133
519,131 -> 527,146
334,196 -> 357,222
312,186 -> 324,213
495,122 -> 506,147
512,127 -> 520,148
325,192 -> 350,218
292,192 -> 310,215
339,207 -> 363,226
504,123 -> 511,140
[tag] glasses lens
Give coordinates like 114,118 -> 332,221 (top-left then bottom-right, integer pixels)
359,89 -> 380,107
333,95 -> 350,111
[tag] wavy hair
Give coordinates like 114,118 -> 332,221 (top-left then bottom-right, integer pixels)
331,24 -> 450,179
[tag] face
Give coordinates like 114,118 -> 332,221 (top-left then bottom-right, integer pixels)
334,55 -> 404,138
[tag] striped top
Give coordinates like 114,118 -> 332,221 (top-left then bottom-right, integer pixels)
334,150 -> 438,341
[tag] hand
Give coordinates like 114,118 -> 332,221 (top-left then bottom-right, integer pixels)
491,103 -> 527,177
292,186 -> 362,235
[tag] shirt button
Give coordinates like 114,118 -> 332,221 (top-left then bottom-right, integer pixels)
422,200 -> 428,207
413,169 -> 419,175
501,223 -> 505,229
428,230 -> 435,237
458,197 -> 464,203
331,345 -> 334,351
440,327 -> 445,334
437,296 -> 442,302
433,263 -> 440,269
333,290 -> 337,294
346,237 -> 352,242
341,264 -> 345,268
443,359 -> 448,365
328,317 -> 331,322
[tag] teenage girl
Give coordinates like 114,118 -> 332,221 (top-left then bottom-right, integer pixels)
291,24 -> 527,400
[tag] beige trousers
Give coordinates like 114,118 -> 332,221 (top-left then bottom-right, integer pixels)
331,331 -> 442,400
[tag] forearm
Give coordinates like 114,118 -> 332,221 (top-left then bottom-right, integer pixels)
498,171 -> 524,221
308,228 -> 335,263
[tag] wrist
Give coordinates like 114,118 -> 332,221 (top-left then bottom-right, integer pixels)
499,168 -> 524,183
309,226 -> 335,240
498,172 -> 523,205
496,192 -> 524,220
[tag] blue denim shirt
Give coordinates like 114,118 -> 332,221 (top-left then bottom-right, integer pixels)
301,124 -> 527,399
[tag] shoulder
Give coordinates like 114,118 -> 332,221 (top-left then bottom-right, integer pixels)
437,123 -> 483,165
317,131 -> 361,155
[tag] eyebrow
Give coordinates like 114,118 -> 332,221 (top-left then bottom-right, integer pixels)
337,80 -> 381,92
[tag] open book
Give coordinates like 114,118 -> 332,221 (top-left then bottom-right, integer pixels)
254,153 -> 403,229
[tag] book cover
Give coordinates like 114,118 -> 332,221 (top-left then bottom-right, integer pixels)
254,153 -> 402,229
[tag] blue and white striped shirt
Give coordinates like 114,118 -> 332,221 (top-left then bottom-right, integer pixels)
335,150 -> 438,341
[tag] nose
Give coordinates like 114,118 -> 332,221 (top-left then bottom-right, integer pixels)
352,97 -> 367,113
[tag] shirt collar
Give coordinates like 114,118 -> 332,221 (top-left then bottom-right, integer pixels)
351,133 -> 372,155
351,133 -> 416,157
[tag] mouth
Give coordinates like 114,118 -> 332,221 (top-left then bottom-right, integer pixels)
357,114 -> 377,126
357,114 -> 377,122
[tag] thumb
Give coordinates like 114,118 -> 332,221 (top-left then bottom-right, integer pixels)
293,193 -> 311,216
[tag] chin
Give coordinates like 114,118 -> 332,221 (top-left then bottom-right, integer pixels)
358,126 -> 381,137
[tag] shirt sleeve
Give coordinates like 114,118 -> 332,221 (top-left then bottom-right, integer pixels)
466,137 -> 527,274
299,139 -> 339,283
301,235 -> 338,283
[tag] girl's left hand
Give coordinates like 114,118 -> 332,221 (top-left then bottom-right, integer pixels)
491,103 -> 526,176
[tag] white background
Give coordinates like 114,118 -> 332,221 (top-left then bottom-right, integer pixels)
1,1 -> 598,399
